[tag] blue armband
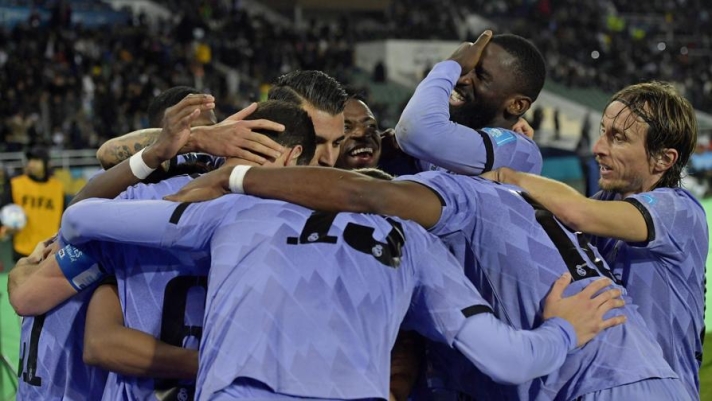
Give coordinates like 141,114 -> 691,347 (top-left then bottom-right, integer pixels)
55,244 -> 105,291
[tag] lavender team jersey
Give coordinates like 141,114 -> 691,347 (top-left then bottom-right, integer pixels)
395,60 -> 542,176
16,283 -> 109,401
403,171 -> 677,400
591,188 -> 708,400
61,194 -> 582,400
80,174 -> 210,401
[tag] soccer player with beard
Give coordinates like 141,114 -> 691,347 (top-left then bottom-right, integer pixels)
482,82 -> 707,401
394,30 -> 544,176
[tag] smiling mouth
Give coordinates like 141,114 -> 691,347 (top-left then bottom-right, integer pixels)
348,146 -> 374,159
449,89 -> 467,106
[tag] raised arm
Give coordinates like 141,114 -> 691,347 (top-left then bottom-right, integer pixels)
96,129 -> 161,169
395,32 -> 540,175
486,167 -> 649,242
166,165 -> 444,229
83,283 -> 198,379
73,94 -> 216,205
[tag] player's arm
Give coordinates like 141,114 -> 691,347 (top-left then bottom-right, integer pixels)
166,165 -> 444,229
451,275 -> 625,385
83,282 -> 198,379
8,242 -> 85,316
72,94 -> 216,206
486,167 -> 649,242
396,60 -> 494,174
96,103 -> 286,169
96,128 -> 161,169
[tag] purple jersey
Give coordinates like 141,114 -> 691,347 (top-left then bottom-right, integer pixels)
62,195 -> 585,400
403,171 -> 677,400
16,283 -> 109,400
591,188 -> 707,400
395,60 -> 542,176
87,174 -> 210,401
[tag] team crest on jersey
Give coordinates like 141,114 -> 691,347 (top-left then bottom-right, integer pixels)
484,128 -> 516,146
640,194 -> 657,205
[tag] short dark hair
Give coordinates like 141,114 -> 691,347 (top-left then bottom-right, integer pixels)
610,82 -> 698,189
245,101 -> 317,165
491,34 -> 546,101
268,71 -> 347,115
147,86 -> 201,127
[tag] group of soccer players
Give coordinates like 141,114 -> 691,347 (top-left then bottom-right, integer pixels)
7,30 -> 707,401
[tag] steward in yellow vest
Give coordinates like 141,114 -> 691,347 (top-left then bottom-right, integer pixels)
2,148 -> 64,260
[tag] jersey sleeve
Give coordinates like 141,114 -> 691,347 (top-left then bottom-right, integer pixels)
394,61 -> 541,175
397,171 -> 477,237
60,196 -> 235,251
117,175 -> 195,200
453,314 -> 576,385
624,188 -> 708,252
401,233 -> 492,345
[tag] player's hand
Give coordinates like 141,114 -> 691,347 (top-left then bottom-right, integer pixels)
543,274 -> 626,348
144,94 -> 216,168
27,235 -> 56,263
188,102 -> 286,165
448,30 -> 492,76
164,164 -> 234,203
512,117 -> 535,139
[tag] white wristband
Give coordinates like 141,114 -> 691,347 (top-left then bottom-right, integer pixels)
228,165 -> 253,194
129,149 -> 157,180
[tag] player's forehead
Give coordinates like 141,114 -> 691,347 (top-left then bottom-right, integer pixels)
344,99 -> 375,122
602,100 -> 649,136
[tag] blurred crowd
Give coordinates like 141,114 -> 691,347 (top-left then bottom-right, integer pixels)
1,0 -> 709,152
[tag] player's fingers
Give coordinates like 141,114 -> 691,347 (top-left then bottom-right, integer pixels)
235,134 -> 284,158
239,118 -> 286,133
546,272 -> 572,302
226,102 -> 258,121
596,296 -> 625,316
600,315 -> 627,330
580,277 -> 612,298
594,288 -> 622,308
164,106 -> 201,129
470,30 -> 493,55
225,147 -> 268,165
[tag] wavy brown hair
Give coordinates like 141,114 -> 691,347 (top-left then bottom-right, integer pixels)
610,82 -> 698,189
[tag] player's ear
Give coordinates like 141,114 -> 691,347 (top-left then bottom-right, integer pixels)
506,95 -> 532,117
284,145 -> 303,167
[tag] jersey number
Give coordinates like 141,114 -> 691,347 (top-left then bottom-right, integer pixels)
154,275 -> 208,401
17,314 -> 46,386
287,211 -> 406,268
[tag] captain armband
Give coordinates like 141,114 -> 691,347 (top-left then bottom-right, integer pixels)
55,244 -> 105,291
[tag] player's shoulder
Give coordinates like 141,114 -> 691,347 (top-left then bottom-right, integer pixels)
630,187 -> 704,214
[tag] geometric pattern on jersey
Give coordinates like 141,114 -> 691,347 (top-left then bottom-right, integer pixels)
16,287 -> 108,400
91,174 -> 210,401
591,188 -> 708,401
67,193 -> 489,401
401,171 -> 678,400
